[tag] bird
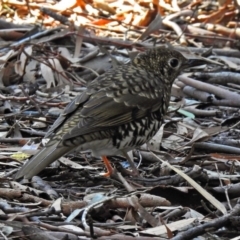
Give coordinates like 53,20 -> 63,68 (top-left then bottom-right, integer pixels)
15,46 -> 208,179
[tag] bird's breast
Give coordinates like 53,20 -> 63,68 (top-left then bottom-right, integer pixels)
112,110 -> 163,150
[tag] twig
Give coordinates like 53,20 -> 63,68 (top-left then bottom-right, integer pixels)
20,86 -> 43,114
81,195 -> 115,236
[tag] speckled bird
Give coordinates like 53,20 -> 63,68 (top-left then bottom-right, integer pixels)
15,46 -> 207,179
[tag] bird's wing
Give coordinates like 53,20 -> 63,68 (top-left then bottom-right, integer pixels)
45,92 -> 89,138
60,66 -> 165,140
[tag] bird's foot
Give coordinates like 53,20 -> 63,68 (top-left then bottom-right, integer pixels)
100,156 -> 135,192
100,156 -> 116,177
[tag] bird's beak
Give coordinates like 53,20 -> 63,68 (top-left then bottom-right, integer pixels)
187,57 -> 221,67
183,54 -> 223,68
187,58 -> 208,67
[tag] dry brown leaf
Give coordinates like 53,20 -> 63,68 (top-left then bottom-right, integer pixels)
58,157 -> 97,170
141,218 -> 203,235
91,18 -> 113,26
162,134 -> 185,150
93,0 -> 116,15
189,127 -> 209,144
23,59 -> 37,83
177,123 -> 188,136
204,7 -> 229,24
10,181 -> 44,196
15,46 -> 33,76
51,198 -> 62,212
40,62 -> 55,88
74,26 -> 84,58
14,60 -> 24,76
138,9 -> 157,27
152,152 -> 227,215
153,0 -> 165,15
20,46 -> 33,73
211,153 -> 240,161
54,0 -> 77,10
52,58 -> 71,86
0,50 -> 16,63
76,0 -> 87,9
137,12 -> 162,41
2,62 -> 15,86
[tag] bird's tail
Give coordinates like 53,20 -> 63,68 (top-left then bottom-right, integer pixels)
15,143 -> 73,179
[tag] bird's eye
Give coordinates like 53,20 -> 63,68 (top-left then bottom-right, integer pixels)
168,58 -> 179,68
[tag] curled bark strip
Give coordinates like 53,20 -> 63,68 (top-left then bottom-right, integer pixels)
162,10 -> 193,45
179,75 -> 240,107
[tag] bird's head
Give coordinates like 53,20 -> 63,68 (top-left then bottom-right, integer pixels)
133,46 -> 210,85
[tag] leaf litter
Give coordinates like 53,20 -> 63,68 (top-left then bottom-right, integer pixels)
0,0 -> 240,239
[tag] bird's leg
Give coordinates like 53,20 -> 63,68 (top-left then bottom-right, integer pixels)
122,151 -> 139,176
101,156 -> 135,192
101,156 -> 115,177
